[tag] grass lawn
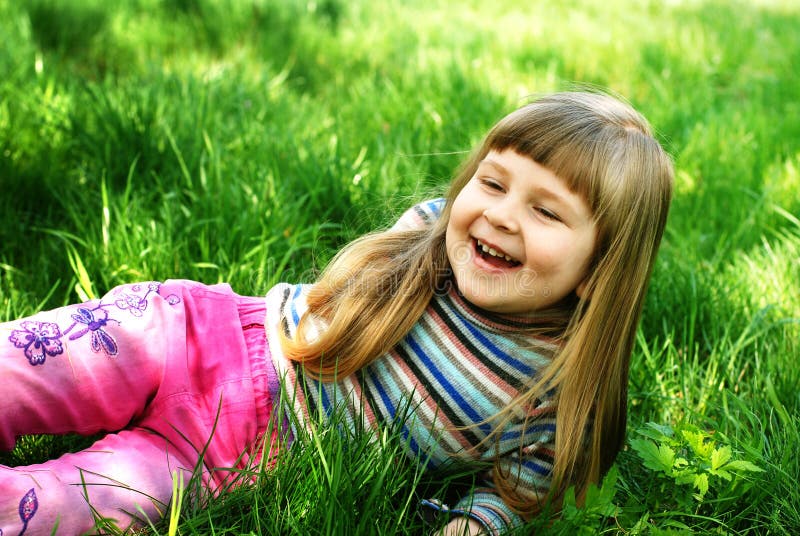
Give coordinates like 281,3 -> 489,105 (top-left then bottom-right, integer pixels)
1,0 -> 798,533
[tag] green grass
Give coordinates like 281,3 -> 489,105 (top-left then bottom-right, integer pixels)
1,0 -> 798,533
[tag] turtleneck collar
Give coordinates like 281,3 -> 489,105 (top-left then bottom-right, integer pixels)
436,279 -> 573,336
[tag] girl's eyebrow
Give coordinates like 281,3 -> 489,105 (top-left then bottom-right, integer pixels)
530,185 -> 570,205
477,158 -> 509,176
480,157 -> 570,205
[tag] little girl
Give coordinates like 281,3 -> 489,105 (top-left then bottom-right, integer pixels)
0,91 -> 673,535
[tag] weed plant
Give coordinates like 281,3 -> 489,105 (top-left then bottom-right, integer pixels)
1,0 -> 798,533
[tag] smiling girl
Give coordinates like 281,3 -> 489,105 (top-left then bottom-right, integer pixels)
1,91 -> 672,535
446,149 -> 597,314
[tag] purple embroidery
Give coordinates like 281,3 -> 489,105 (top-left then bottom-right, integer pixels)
19,488 -> 37,533
8,321 -> 64,366
113,282 -> 180,315
0,488 -> 38,535
66,308 -> 119,356
8,281 -> 181,366
114,292 -> 148,316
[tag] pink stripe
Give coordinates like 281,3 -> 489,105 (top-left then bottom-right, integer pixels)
428,309 -> 518,400
385,348 -> 474,451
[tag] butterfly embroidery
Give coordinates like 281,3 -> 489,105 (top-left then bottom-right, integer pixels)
67,307 -> 119,356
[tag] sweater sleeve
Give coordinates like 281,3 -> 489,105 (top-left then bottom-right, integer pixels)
421,489 -> 525,534
422,428 -> 556,534
389,198 -> 446,231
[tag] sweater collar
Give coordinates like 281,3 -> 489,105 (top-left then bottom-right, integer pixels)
440,280 -> 572,335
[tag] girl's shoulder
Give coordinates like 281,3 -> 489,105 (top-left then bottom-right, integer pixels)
389,198 -> 446,231
265,283 -> 311,327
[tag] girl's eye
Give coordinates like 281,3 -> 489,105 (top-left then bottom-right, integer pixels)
536,207 -> 562,222
480,178 -> 504,191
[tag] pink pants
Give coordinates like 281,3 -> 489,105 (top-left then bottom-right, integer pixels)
0,280 -> 278,535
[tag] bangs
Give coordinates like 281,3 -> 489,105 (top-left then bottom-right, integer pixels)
483,105 -> 649,223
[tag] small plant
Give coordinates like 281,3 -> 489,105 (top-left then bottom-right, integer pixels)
629,422 -> 763,507
547,466 -> 620,535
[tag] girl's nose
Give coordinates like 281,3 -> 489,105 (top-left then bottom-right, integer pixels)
483,203 -> 520,233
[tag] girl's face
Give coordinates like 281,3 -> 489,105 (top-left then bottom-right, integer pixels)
445,149 -> 597,314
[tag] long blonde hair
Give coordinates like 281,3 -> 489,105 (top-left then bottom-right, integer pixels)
282,91 -> 673,514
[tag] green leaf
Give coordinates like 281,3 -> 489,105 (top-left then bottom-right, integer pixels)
630,438 -> 675,473
682,429 -> 713,459
673,457 -> 689,470
639,422 -> 675,442
723,460 -> 764,473
693,473 -> 709,497
711,446 -> 732,470
560,486 -> 580,520
583,466 -> 619,517
675,471 -> 698,485
709,468 -> 733,481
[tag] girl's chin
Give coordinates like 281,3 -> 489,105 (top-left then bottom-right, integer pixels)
454,282 -> 534,314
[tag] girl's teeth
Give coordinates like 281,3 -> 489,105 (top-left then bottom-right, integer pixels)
477,240 -> 516,263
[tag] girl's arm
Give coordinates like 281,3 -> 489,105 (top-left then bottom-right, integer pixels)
422,440 -> 554,533
389,198 -> 446,231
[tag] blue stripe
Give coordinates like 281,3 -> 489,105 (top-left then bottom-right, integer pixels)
500,423 -> 557,441
365,366 -> 396,424
455,315 -> 534,375
366,367 -> 428,463
289,284 -> 304,325
410,325 -> 500,419
405,335 -> 493,435
522,459 -> 553,476
426,198 -> 445,216
319,380 -> 332,414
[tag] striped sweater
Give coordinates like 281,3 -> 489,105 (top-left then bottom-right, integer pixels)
263,200 -> 562,534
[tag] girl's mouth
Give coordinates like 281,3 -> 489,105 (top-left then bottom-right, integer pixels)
474,238 -> 522,268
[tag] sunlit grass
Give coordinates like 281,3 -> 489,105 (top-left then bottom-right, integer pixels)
1,0 -> 798,533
